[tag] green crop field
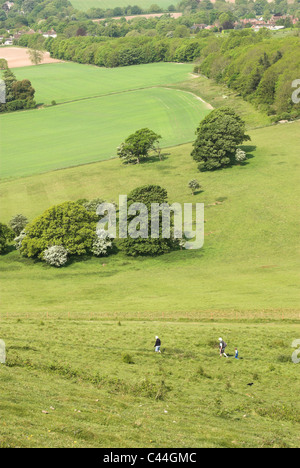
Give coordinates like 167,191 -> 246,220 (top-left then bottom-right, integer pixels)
1,87 -> 210,179
13,62 -> 195,106
70,0 -> 173,12
1,62 -> 209,179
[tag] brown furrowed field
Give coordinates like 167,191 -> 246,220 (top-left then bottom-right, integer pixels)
0,47 -> 61,68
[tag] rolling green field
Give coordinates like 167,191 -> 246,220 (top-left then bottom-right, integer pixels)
0,122 -> 299,317
13,62 -> 195,106
1,87 -> 210,179
0,320 -> 299,448
0,57 -> 299,448
1,63 -> 209,179
70,0 -> 173,12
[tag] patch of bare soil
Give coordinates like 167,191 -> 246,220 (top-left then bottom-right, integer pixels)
0,47 -> 61,68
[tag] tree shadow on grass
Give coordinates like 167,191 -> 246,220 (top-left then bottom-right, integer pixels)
233,145 -> 257,168
67,244 -> 120,267
2,245 -> 16,255
191,189 -> 205,196
145,152 -> 170,164
241,145 -> 256,160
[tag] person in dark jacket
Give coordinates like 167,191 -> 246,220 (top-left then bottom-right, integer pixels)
154,336 -> 161,353
219,337 -> 228,358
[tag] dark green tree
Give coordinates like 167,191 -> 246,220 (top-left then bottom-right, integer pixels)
120,185 -> 179,256
191,107 -> 251,171
2,68 -> 17,103
0,223 -> 14,254
12,79 -> 35,102
117,128 -> 161,164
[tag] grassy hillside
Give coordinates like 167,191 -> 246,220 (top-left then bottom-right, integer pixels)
13,62 -> 195,106
0,53 -> 299,449
0,121 -> 299,318
0,87 -> 210,179
0,319 -> 299,448
170,75 -> 272,130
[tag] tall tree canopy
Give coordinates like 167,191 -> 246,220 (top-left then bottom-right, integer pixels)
191,107 -> 250,171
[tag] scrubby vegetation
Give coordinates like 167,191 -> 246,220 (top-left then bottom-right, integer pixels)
0,68 -> 36,113
196,32 -> 300,121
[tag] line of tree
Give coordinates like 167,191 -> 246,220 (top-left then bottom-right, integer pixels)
44,34 -> 207,67
0,183 -> 183,266
1,0 -> 299,34
194,30 -> 300,121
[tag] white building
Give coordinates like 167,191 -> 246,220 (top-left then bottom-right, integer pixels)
43,29 -> 57,39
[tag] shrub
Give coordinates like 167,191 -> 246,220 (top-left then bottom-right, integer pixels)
14,230 -> 26,250
43,245 -> 68,267
9,214 -> 28,235
235,148 -> 247,163
83,198 -> 105,213
0,222 -> 14,254
6,100 -> 24,112
20,201 -> 98,259
188,179 -> 201,195
122,353 -> 134,364
92,231 -> 113,257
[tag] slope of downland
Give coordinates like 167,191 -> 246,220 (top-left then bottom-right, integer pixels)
0,320 -> 299,448
0,122 -> 299,318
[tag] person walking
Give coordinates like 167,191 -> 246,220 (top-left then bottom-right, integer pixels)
154,336 -> 161,353
219,338 -> 228,358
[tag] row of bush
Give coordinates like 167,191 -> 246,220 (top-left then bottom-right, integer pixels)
44,34 -> 204,67
0,186 -> 184,267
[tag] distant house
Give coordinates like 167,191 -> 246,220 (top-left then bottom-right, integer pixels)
191,23 -> 208,31
252,24 -> 285,31
4,38 -> 13,45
